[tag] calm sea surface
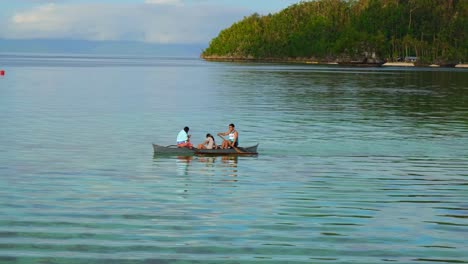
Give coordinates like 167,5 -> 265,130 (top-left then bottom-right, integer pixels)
0,54 -> 467,264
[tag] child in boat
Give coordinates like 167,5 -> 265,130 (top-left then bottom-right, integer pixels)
198,133 -> 217,149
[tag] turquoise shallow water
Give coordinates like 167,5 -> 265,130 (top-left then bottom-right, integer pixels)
0,54 -> 467,263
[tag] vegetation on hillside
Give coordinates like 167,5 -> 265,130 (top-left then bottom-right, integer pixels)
201,0 -> 467,64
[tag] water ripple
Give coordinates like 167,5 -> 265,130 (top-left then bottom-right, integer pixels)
1,57 -> 467,263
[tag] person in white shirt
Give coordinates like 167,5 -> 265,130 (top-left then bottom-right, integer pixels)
176,126 -> 193,149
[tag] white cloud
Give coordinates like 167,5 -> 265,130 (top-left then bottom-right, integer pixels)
144,0 -> 183,6
1,2 -> 248,44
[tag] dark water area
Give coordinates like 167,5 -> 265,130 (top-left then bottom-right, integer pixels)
0,54 -> 467,263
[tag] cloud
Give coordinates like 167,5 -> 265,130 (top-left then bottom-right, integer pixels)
144,0 -> 183,6
1,2 -> 248,44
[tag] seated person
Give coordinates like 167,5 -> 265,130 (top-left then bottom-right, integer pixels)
176,126 -> 193,149
217,123 -> 238,149
197,133 -> 217,149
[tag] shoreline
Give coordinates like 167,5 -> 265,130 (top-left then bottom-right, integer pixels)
382,62 -> 414,67
202,56 -> 466,68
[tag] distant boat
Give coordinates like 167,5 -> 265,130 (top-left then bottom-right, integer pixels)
152,144 -> 259,156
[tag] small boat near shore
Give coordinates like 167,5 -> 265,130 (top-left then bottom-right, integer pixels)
152,144 -> 259,156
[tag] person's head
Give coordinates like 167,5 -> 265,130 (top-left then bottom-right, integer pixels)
184,126 -> 189,133
206,133 -> 214,140
228,123 -> 235,131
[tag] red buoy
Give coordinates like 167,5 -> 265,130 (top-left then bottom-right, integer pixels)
0,70 -> 4,76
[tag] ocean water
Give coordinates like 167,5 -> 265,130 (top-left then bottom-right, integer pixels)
0,54 -> 467,263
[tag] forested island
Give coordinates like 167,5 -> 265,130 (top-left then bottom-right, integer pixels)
201,0 -> 467,66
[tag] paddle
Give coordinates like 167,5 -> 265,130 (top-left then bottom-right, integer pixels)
217,134 -> 243,154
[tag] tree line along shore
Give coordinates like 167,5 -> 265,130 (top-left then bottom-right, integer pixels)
201,0 -> 467,67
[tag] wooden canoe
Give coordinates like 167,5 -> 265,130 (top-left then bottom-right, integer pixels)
152,144 -> 258,156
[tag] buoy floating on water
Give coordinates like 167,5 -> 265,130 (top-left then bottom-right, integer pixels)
0,70 -> 5,76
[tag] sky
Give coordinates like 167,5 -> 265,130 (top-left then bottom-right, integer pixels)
0,0 -> 302,45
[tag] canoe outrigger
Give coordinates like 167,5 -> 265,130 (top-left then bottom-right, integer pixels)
152,143 -> 259,156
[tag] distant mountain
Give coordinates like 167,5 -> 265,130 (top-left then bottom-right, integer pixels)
0,39 -> 206,57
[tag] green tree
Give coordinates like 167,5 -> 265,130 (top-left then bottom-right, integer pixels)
201,0 -> 468,64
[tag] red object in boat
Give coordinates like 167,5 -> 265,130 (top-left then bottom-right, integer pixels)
0,70 -> 4,76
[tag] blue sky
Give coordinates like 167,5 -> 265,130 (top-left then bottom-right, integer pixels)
0,0 -> 301,45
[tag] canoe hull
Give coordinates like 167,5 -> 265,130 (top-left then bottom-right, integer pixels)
152,144 -> 258,156
152,144 -> 195,155
196,144 -> 258,155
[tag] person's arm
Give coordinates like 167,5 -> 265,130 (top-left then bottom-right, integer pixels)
217,131 -> 228,137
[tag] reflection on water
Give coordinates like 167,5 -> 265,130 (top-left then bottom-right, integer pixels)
154,155 -> 239,177
176,156 -> 193,176
220,156 -> 238,177
212,66 -> 468,157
